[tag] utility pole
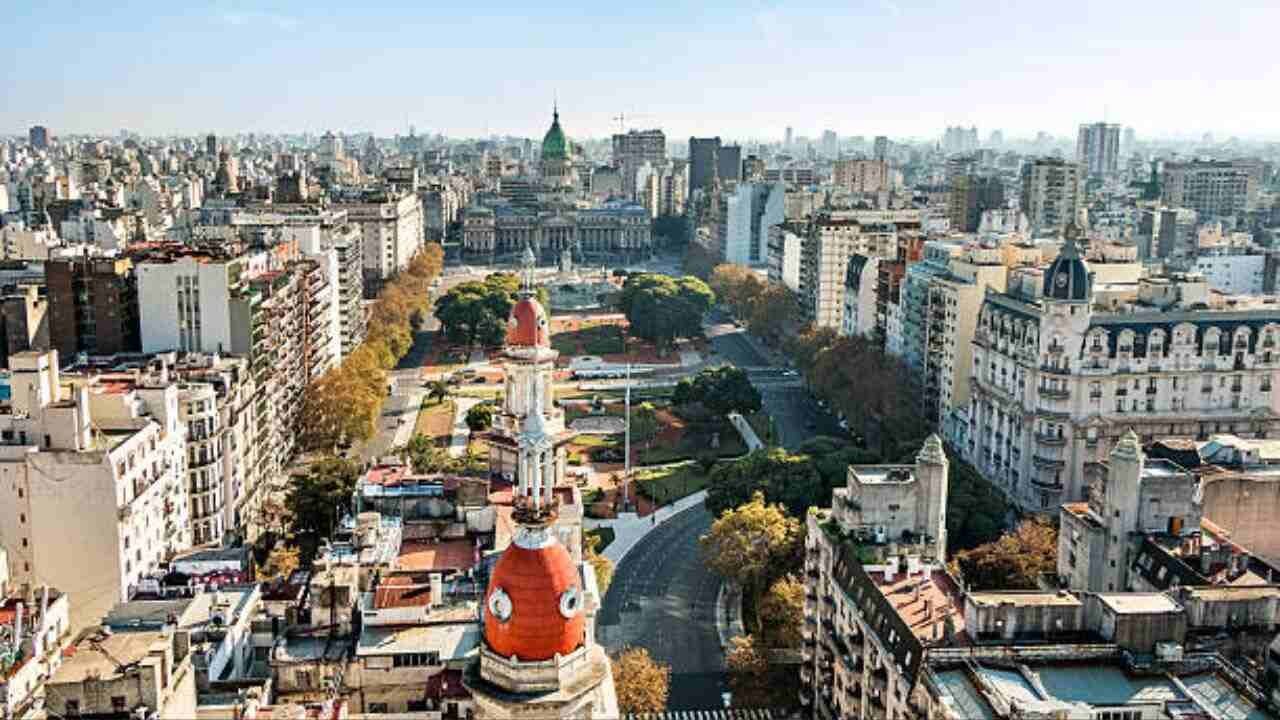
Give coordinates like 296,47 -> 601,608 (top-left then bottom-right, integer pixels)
623,363 -> 631,511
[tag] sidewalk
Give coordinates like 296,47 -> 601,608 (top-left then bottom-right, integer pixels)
715,581 -> 745,649
585,489 -> 708,565
448,397 -> 483,458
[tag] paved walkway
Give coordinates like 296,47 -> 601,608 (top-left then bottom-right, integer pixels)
448,397 -> 484,457
586,489 -> 709,565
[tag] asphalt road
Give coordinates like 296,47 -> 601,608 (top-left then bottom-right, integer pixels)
597,503 -> 729,711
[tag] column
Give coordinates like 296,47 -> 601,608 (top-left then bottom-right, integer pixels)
543,449 -> 555,507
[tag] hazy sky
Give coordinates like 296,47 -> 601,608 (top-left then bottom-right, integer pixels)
6,0 -> 1279,141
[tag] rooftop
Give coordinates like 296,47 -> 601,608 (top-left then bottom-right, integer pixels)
871,567 -> 966,644
1095,592 -> 1182,615
967,591 -> 1082,608
54,630 -> 164,683
849,465 -> 917,485
396,539 -> 479,573
356,623 -> 480,661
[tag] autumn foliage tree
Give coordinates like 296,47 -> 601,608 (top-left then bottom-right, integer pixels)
299,243 -> 444,451
951,517 -> 1058,590
725,634 -> 795,708
701,492 -> 803,601
757,575 -> 805,648
708,264 -> 799,344
612,648 -> 670,713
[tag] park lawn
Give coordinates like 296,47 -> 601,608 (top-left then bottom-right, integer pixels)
585,526 -> 615,552
572,433 -> 621,449
551,322 -> 626,356
414,398 -> 456,442
636,417 -> 747,465
635,463 -> 709,505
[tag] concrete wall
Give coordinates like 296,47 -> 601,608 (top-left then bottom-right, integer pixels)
1203,475 -> 1280,563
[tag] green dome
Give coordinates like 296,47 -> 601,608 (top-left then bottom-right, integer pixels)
541,109 -> 569,161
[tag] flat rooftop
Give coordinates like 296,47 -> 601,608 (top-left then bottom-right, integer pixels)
397,539 -> 478,573
1142,458 -> 1188,479
1096,592 -> 1182,615
967,592 -> 1082,608
356,622 -> 480,661
849,465 -> 917,485
55,631 -> 164,683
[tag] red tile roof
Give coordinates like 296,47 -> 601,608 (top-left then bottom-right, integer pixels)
397,539 -> 478,573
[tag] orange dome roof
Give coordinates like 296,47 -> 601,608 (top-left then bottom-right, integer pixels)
506,297 -> 550,348
483,541 -> 584,661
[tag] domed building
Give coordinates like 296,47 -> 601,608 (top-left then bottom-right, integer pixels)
1041,228 -> 1091,302
464,258 -> 617,718
540,105 -> 577,190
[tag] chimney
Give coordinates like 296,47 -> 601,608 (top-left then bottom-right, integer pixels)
430,573 -> 444,607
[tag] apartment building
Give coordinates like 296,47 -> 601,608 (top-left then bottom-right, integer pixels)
896,242 -> 1008,428
717,181 -> 784,266
833,159 -> 891,193
1161,160 -> 1261,219
0,351 -> 189,630
46,622 -> 197,720
332,189 -> 423,296
611,129 -> 667,199
841,255 -> 880,338
0,584 -> 72,720
1076,122 -> 1122,179
1020,157 -> 1083,237
767,223 -> 804,293
797,210 -> 923,329
1137,206 -> 1199,260
964,237 -> 1280,512
45,255 -> 141,360
946,174 -> 1004,233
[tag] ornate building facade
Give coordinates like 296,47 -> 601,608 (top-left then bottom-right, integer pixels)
465,264 -> 617,718
461,202 -> 652,259
963,236 -> 1280,512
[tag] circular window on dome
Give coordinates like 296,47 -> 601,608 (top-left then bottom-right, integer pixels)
559,585 -> 581,618
488,588 -> 512,623
1056,273 -> 1068,288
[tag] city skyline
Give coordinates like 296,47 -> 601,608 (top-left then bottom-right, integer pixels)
6,0 -> 1280,141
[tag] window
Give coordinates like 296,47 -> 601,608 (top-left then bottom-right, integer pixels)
367,703 -> 389,714
111,696 -> 128,713
65,700 -> 80,717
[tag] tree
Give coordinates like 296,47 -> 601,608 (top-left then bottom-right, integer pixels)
946,453 -> 1010,554
434,272 -> 526,347
424,379 -> 451,406
707,448 -> 824,520
724,635 -> 790,708
701,492 -> 802,598
619,273 -> 715,348
284,456 -> 362,562
629,402 -> 659,449
612,648 -> 670,713
708,264 -> 763,320
398,434 -> 452,474
747,283 -> 799,345
952,517 -> 1057,590
757,575 -> 805,648
464,403 -> 494,442
584,532 -> 615,597
672,366 -> 762,416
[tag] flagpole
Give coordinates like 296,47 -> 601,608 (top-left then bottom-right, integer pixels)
624,362 -> 631,512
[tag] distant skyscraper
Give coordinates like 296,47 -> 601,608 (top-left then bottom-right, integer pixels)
28,125 -> 48,150
873,136 -> 890,162
988,130 -> 1004,147
1020,157 -> 1083,236
821,130 -> 838,157
785,126 -> 794,149
205,133 -> 218,156
1075,122 -> 1121,179
688,137 -> 723,198
1161,160 -> 1261,218
717,144 -> 743,184
611,128 -> 667,199
1122,127 -> 1136,152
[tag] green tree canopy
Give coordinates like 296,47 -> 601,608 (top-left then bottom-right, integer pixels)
706,447 -> 823,519
618,273 -> 715,347
465,403 -> 494,434
434,272 -> 547,347
951,518 -> 1057,590
672,365 -> 762,416
285,456 -> 362,561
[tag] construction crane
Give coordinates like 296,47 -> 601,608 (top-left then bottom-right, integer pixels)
612,113 -> 652,134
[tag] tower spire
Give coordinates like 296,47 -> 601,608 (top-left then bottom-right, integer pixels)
521,240 -> 537,295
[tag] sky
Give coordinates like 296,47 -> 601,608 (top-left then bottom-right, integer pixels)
5,0 -> 1280,142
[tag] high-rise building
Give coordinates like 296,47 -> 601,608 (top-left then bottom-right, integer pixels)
610,129 -> 666,199
1136,206 -> 1198,260
821,129 -> 838,157
873,135 -> 890,162
205,132 -> 218,157
1020,157 -> 1083,236
785,126 -> 794,148
332,189 -> 423,296
1160,159 -> 1261,219
1076,122 -> 1122,179
45,256 -> 142,361
833,159 -> 891,193
716,181 -> 785,266
947,173 -> 1005,232
717,144 -> 743,184
687,136 -> 722,198
28,126 -> 48,150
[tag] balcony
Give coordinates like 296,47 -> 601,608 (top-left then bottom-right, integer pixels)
1038,387 -> 1069,400
1031,475 -> 1064,490
1034,433 -> 1067,447
1032,454 -> 1065,469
